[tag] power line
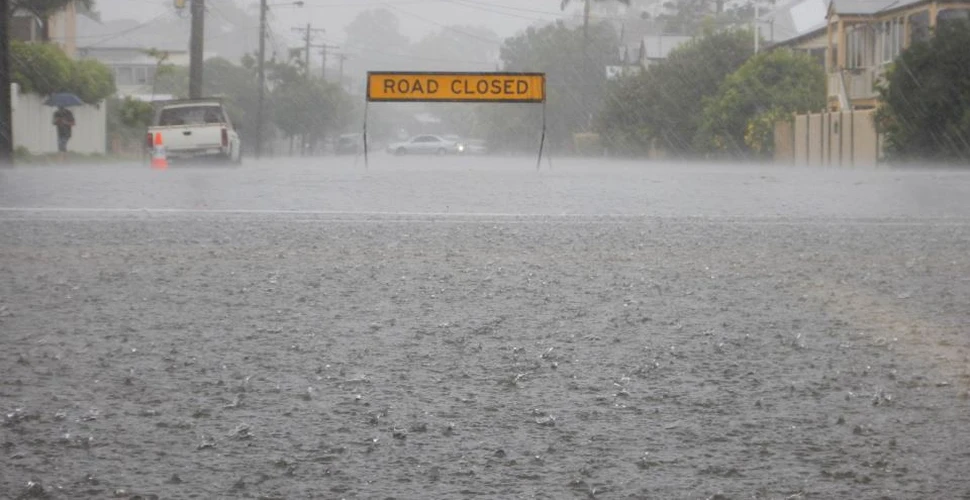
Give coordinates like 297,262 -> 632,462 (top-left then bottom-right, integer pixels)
315,34 -> 494,65
292,24 -> 327,76
438,0 -> 550,22
382,3 -> 499,45
344,49 -> 491,67
301,0 -> 444,7
443,0 -> 642,23
77,12 -> 175,46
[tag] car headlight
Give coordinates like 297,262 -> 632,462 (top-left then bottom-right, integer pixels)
458,144 -> 465,152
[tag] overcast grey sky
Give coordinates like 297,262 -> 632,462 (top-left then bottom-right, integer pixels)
93,0 -> 597,46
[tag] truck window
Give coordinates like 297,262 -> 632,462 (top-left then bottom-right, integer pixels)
158,105 -> 224,126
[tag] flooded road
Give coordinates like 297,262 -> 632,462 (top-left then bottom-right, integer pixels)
2,158 -> 969,499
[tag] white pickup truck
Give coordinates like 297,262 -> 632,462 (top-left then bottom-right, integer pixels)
146,99 -> 242,163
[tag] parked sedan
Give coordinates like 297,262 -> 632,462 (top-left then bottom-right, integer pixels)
386,135 -> 464,156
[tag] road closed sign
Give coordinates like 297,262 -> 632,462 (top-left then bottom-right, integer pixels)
367,72 -> 545,103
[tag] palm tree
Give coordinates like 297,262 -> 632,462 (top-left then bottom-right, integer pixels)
561,0 -> 631,40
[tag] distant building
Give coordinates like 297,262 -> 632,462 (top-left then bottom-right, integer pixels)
762,0 -> 828,65
608,17 -> 652,79
75,16 -> 191,99
609,32 -> 693,76
775,0 -> 970,167
10,0 -> 79,57
824,0 -> 970,111
641,35 -> 693,67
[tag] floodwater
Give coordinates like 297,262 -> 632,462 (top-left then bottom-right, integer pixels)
1,157 -> 969,499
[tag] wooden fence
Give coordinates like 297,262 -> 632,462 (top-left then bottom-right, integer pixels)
775,109 -> 883,167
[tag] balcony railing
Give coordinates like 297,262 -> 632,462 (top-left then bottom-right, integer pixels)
828,65 -> 888,108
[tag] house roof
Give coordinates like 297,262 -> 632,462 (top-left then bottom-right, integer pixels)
76,15 -> 189,52
764,0 -> 828,45
827,0 -> 925,15
615,18 -> 660,63
642,35 -> 693,60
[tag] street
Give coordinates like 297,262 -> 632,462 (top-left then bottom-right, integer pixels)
2,157 -> 970,499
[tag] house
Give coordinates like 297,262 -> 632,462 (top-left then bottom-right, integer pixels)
605,35 -> 693,80
773,0 -> 969,166
8,1 -> 108,154
10,0 -> 79,57
75,16 -> 191,99
763,0 -> 828,65
642,35 -> 694,67
825,0 -> 970,110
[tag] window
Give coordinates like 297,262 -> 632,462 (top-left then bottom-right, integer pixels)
938,8 -> 970,28
809,48 -> 826,68
115,66 -> 133,85
134,67 -> 148,85
158,105 -> 225,126
845,26 -> 872,69
895,16 -> 904,55
909,11 -> 930,45
878,17 -> 903,64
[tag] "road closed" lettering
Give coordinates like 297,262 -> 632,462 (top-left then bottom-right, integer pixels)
368,72 -> 545,102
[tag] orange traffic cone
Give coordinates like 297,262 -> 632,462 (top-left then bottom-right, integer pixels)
150,132 -> 168,170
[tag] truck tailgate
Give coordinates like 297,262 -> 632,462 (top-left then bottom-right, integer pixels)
150,124 -> 224,152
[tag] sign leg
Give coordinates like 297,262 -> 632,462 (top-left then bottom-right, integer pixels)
536,101 -> 547,171
362,100 -> 369,169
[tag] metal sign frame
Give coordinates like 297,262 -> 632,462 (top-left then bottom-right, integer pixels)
361,71 -> 549,170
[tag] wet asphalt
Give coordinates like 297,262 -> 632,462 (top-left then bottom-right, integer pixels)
1,156 -> 969,499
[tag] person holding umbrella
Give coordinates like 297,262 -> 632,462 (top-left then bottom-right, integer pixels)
45,93 -> 83,161
52,106 -> 75,160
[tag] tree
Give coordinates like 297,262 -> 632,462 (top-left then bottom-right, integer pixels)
561,0 -> 631,40
408,25 -> 500,72
266,52 -> 352,154
481,21 -> 619,153
106,96 -> 154,153
10,40 -> 114,103
71,59 -> 115,104
273,77 -> 349,153
342,9 -> 411,85
657,0 -> 771,35
696,49 -> 825,158
598,28 -> 753,156
9,41 -> 72,96
875,19 -> 970,164
10,0 -> 94,41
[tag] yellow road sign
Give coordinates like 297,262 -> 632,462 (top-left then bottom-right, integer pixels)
367,72 -> 545,103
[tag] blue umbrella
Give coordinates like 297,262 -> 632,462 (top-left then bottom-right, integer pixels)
43,93 -> 85,107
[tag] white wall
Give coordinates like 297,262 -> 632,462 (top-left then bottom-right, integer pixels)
11,84 -> 107,155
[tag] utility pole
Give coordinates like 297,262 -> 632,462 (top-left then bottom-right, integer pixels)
0,0 -> 12,165
336,53 -> 349,90
313,44 -> 339,80
292,24 -> 325,78
303,23 -> 311,77
189,0 -> 205,98
256,1 -> 305,159
256,0 -> 267,158
753,3 -> 760,54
